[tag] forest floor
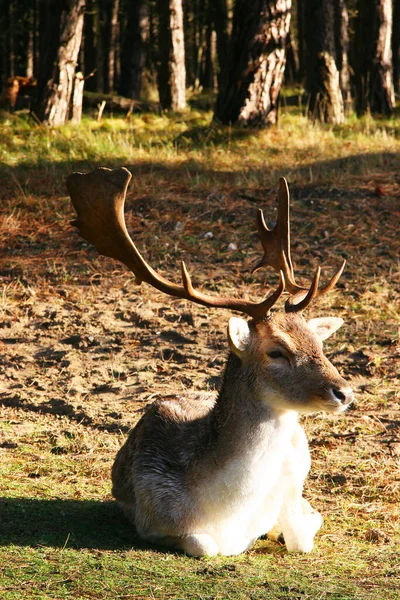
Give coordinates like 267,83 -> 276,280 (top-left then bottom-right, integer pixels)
0,107 -> 399,599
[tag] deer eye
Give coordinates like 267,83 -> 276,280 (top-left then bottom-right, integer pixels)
267,350 -> 285,359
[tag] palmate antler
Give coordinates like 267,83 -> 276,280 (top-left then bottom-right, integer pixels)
66,167 -> 344,321
67,167 -> 284,321
253,178 -> 346,312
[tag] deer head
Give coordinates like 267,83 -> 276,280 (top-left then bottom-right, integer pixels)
67,168 -> 353,414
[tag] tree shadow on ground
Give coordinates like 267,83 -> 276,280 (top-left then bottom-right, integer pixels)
0,496 -> 146,550
0,150 -> 399,202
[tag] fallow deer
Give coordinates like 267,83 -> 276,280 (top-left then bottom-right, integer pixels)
67,168 -> 353,556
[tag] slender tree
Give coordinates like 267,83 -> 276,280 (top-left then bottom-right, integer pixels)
303,0 -> 344,124
157,0 -> 186,110
354,0 -> 394,115
94,0 -> 105,92
83,0 -> 96,91
34,0 -> 86,125
392,0 -> 400,93
107,0 -> 120,93
214,0 -> 292,127
334,0 -> 351,112
119,0 -> 149,100
212,0 -> 229,85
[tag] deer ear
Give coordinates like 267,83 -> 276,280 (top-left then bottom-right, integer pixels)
228,317 -> 252,356
307,317 -> 344,341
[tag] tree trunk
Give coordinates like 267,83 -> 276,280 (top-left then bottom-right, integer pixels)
303,0 -> 344,124
200,3 -> 217,91
83,0 -> 96,91
183,0 -> 195,88
94,0 -> 105,92
334,0 -> 351,112
157,0 -> 186,110
214,0 -> 292,127
119,0 -> 149,100
27,12 -> 35,79
107,0 -> 120,93
8,1 -> 15,78
354,0 -> 394,115
392,0 -> 400,93
285,29 -> 300,84
212,0 -> 229,85
71,70 -> 84,122
34,0 -> 86,126
297,0 -> 305,82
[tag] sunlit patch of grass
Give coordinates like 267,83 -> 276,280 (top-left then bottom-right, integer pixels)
1,107 -> 400,191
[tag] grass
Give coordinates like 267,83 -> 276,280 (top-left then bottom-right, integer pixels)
0,100 -> 399,599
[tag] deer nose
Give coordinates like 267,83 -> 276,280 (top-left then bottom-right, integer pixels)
331,386 -> 354,406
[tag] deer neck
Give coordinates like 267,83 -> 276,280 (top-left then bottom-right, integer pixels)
210,352 -> 298,454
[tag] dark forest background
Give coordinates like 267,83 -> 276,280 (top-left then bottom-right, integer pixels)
0,0 -> 399,127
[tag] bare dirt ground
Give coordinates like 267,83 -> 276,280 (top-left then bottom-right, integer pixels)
1,167 -> 399,539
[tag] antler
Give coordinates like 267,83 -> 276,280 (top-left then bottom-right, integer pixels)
252,177 -> 346,312
66,167 -> 284,321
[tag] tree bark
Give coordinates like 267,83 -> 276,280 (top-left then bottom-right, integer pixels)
212,0 -> 229,86
285,29 -> 300,84
94,0 -> 105,92
119,0 -> 149,100
157,0 -> 186,110
297,0 -> 305,82
303,0 -> 344,124
83,0 -> 96,91
354,0 -> 394,115
107,0 -> 120,93
34,0 -> 86,126
8,1 -> 15,78
214,0 -> 292,127
334,0 -> 351,112
392,0 -> 400,93
200,3 -> 217,90
71,70 -> 84,122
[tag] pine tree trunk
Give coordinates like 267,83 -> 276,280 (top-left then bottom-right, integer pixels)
392,0 -> 400,93
285,29 -> 300,84
214,0 -> 292,127
107,0 -> 120,93
183,0 -> 195,88
71,71 -> 84,123
26,4 -> 35,79
297,0 -> 305,82
354,0 -> 394,115
212,0 -> 229,85
304,0 -> 344,124
94,0 -> 105,92
8,1 -> 15,78
334,0 -> 351,112
119,0 -> 149,100
34,0 -> 86,126
157,0 -> 186,110
200,3 -> 217,91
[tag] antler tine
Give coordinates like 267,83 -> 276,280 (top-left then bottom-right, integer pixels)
252,177 -> 300,294
67,167 -> 285,322
253,177 -> 345,312
285,266 -> 320,313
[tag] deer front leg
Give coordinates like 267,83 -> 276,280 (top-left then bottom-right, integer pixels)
277,425 -> 322,553
267,497 -> 320,544
278,492 -> 322,553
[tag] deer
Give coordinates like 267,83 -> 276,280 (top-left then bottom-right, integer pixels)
67,168 -> 353,557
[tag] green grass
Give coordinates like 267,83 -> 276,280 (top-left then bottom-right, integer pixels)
1,106 -> 400,193
1,101 -> 399,599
